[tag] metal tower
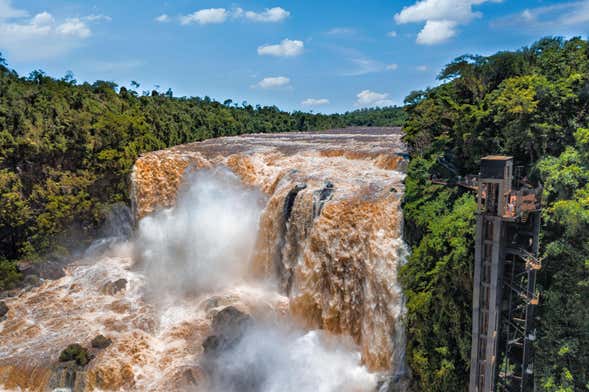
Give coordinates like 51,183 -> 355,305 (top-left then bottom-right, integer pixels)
469,156 -> 542,392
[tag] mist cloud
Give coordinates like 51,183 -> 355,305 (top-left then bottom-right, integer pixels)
136,168 -> 265,295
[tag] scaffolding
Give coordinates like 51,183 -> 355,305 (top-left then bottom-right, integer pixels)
468,156 -> 541,392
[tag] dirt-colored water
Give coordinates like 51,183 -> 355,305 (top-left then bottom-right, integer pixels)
0,128 -> 407,391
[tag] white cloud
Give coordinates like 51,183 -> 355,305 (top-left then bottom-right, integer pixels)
394,0 -> 502,44
0,10 -> 93,60
257,39 -> 304,57
386,63 -> 399,71
245,7 -> 289,22
521,9 -> 534,22
0,0 -> 27,20
302,98 -> 329,106
57,18 -> 91,38
416,65 -> 428,71
355,90 -> 394,108
180,8 -> 228,25
387,31 -> 398,37
179,6 -> 290,25
255,76 -> 291,89
155,14 -> 170,23
416,20 -> 457,44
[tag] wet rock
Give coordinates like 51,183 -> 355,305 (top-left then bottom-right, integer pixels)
202,306 -> 259,392
204,306 -> 253,355
59,344 -> 92,366
100,278 -> 127,295
181,368 -> 199,385
91,334 -> 112,349
283,182 -> 307,221
17,259 -> 66,280
202,296 -> 222,311
0,301 -> 8,320
23,274 -> 40,287
312,180 -> 335,218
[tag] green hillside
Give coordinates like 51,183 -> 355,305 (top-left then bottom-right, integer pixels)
401,36 -> 589,391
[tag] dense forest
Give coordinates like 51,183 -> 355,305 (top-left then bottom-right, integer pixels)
401,37 -> 589,391
0,53 -> 404,290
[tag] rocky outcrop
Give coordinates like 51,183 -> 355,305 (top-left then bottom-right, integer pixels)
17,259 -> 66,281
100,278 -> 127,295
0,301 -> 7,322
202,306 -> 258,392
91,335 -> 112,349
202,306 -> 254,355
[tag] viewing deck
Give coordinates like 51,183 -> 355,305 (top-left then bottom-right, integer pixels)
432,175 -> 542,221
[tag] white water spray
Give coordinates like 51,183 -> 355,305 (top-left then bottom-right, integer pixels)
137,168 -> 265,294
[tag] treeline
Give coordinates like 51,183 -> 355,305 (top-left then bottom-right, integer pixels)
339,106 -> 406,127
0,53 -> 403,289
401,37 -> 589,391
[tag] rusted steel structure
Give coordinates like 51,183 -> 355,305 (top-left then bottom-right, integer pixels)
468,156 -> 542,392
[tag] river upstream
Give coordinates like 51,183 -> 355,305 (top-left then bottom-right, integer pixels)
0,128 -> 409,392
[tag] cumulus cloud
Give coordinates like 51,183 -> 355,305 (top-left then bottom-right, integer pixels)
386,31 -> 398,37
386,63 -> 399,71
255,76 -> 291,89
0,7 -> 96,60
155,14 -> 170,23
244,7 -> 289,22
180,8 -> 228,25
416,20 -> 457,45
257,39 -> 304,57
416,65 -> 428,71
355,90 -> 394,108
394,0 -> 502,45
301,98 -> 329,106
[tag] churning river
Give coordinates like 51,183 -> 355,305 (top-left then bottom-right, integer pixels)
0,128 -> 409,392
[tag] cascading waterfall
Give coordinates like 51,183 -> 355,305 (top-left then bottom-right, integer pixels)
0,128 -> 408,392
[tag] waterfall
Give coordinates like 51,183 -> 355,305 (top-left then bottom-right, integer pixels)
0,128 -> 408,392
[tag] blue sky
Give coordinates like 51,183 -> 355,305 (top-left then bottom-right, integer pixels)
1,0 -> 588,113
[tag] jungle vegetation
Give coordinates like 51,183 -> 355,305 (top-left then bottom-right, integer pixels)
0,53 -> 404,290
401,36 -> 589,391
